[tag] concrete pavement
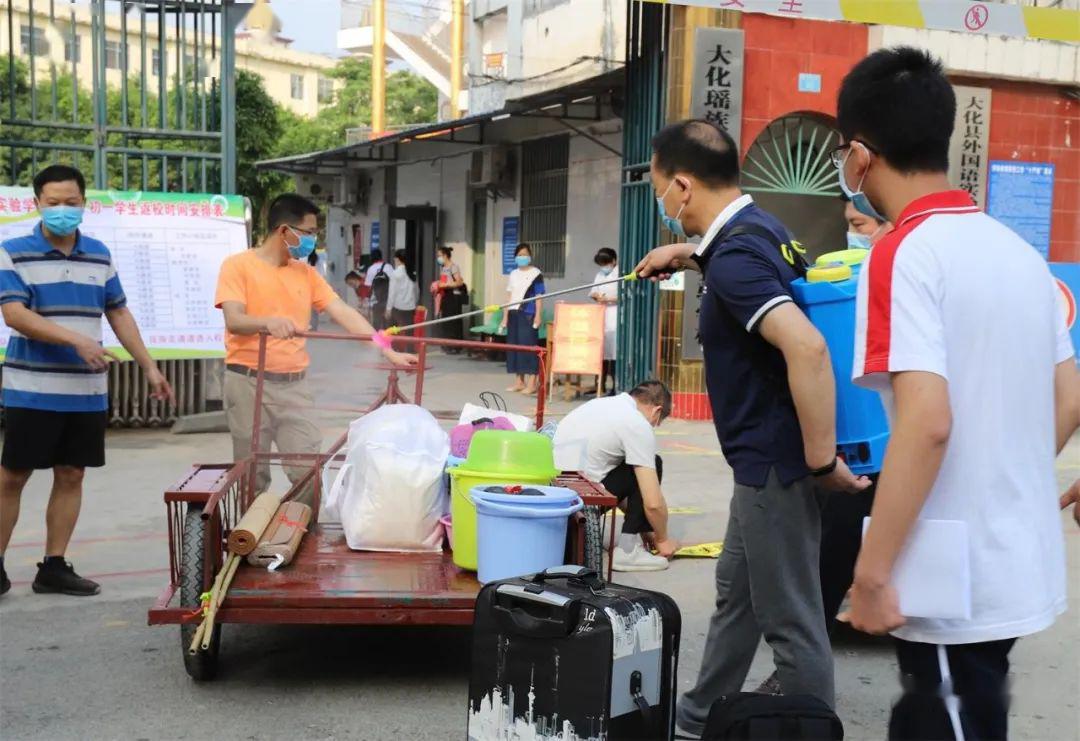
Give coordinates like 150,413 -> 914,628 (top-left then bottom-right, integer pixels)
1,338 -> 1078,740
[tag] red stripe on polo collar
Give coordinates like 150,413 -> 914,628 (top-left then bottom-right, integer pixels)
896,190 -> 979,227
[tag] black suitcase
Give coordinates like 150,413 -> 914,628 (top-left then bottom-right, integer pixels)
467,565 -> 681,741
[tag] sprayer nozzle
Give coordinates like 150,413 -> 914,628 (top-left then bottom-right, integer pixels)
484,304 -> 501,313
623,272 -> 640,282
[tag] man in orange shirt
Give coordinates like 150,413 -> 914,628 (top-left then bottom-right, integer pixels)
215,194 -> 415,504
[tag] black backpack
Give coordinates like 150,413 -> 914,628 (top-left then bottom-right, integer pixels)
371,263 -> 391,304
702,693 -> 843,740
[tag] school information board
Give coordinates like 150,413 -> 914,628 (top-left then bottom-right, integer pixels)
0,188 -> 247,359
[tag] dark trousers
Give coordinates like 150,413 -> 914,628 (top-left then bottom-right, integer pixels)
890,638 -> 1015,741
371,302 -> 388,330
819,479 -> 876,625
600,455 -> 663,534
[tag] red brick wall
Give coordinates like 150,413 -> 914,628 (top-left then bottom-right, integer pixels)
741,15 -> 869,157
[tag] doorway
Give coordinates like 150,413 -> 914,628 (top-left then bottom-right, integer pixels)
470,196 -> 487,310
388,205 -> 438,315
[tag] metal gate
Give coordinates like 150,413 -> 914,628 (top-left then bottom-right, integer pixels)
616,0 -> 668,391
2,0 -> 246,425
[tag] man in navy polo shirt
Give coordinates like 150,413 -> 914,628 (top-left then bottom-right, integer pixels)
0,165 -> 172,598
635,120 -> 870,734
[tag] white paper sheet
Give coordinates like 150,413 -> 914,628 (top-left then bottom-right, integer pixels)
863,518 -> 972,620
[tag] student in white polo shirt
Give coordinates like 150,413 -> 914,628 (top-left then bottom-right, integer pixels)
553,380 -> 680,571
837,48 -> 1079,740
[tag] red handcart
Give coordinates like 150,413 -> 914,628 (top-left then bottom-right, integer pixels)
147,332 -> 618,680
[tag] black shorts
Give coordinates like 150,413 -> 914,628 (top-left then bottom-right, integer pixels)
1,407 -> 108,470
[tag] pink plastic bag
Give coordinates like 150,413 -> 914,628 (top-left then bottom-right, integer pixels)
450,417 -> 515,458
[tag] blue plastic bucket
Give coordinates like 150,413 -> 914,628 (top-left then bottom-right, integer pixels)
471,485 -> 583,584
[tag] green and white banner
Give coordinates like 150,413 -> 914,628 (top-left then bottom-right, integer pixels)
0,188 -> 248,360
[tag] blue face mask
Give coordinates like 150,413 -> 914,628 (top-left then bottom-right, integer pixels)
838,149 -> 887,223
599,265 -> 614,276
286,227 -> 317,260
515,255 -> 531,268
40,205 -> 84,237
655,180 -> 687,238
846,232 -> 872,250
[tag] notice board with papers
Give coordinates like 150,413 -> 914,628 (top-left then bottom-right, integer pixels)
0,187 -> 247,359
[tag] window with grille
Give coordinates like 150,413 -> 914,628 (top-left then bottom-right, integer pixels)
20,25 -> 50,56
104,40 -> 123,70
63,31 -> 81,63
520,135 -> 569,278
318,77 -> 334,105
290,74 -> 305,100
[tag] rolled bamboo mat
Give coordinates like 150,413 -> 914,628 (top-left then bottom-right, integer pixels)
227,492 -> 282,555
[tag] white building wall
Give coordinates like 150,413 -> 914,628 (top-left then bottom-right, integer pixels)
559,130 -> 622,295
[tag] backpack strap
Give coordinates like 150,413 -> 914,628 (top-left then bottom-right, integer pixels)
697,223 -> 809,278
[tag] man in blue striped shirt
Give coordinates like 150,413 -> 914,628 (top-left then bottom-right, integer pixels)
0,165 -> 173,597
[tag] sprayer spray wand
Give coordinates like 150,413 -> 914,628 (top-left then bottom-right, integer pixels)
372,271 -> 641,349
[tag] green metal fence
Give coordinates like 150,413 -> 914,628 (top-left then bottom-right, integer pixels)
2,0 -> 242,192
616,0 -> 668,391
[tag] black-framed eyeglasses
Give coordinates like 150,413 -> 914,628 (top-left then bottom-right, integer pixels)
828,140 -> 878,169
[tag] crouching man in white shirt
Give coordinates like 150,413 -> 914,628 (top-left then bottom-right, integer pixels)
553,380 -> 680,572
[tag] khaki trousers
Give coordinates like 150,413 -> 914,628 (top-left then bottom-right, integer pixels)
224,370 -> 322,506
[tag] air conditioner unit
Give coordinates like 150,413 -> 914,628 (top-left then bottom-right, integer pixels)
471,146 -> 516,198
295,174 -> 338,203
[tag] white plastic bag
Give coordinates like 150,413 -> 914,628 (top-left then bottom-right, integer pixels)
327,404 -> 449,552
459,402 -> 534,432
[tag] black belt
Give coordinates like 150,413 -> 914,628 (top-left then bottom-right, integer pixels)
226,364 -> 306,383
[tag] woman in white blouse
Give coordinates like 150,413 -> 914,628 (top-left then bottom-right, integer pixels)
499,243 -> 545,394
589,247 -> 618,394
385,248 -> 419,329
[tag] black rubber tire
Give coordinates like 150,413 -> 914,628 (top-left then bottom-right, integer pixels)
581,506 -> 605,575
180,504 -> 220,681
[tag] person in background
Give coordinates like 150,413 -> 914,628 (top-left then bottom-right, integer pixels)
634,119 -> 870,734
0,164 -> 174,598
500,243 -> 545,395
433,245 -> 467,353
344,270 -> 365,310
365,248 -> 391,330
386,248 -> 419,330
307,250 -> 321,331
553,380 -> 680,571
590,247 -> 619,395
838,48 -> 1075,740
842,192 -> 891,249
215,195 -> 415,507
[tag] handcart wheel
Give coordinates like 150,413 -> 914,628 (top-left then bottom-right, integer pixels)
581,506 -> 605,575
180,504 -> 221,681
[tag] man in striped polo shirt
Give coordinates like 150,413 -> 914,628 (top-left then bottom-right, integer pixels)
0,165 -> 173,597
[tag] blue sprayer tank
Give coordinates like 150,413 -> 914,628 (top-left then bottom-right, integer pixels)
790,248 -> 890,475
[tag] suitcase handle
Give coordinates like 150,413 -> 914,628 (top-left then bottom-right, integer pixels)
531,565 -> 604,591
491,603 -> 575,638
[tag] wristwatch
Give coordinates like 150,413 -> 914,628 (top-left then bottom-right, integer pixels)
809,457 -> 838,477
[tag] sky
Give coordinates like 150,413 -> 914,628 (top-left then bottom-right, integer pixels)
273,0 -> 345,57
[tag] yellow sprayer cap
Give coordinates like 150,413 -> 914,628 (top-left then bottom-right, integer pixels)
815,248 -> 868,268
807,264 -> 853,283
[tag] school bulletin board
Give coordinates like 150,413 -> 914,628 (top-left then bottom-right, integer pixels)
0,187 -> 247,360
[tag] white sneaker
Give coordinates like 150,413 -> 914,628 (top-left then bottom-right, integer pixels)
611,542 -> 670,572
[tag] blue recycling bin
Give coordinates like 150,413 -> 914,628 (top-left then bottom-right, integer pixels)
791,250 -> 890,475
